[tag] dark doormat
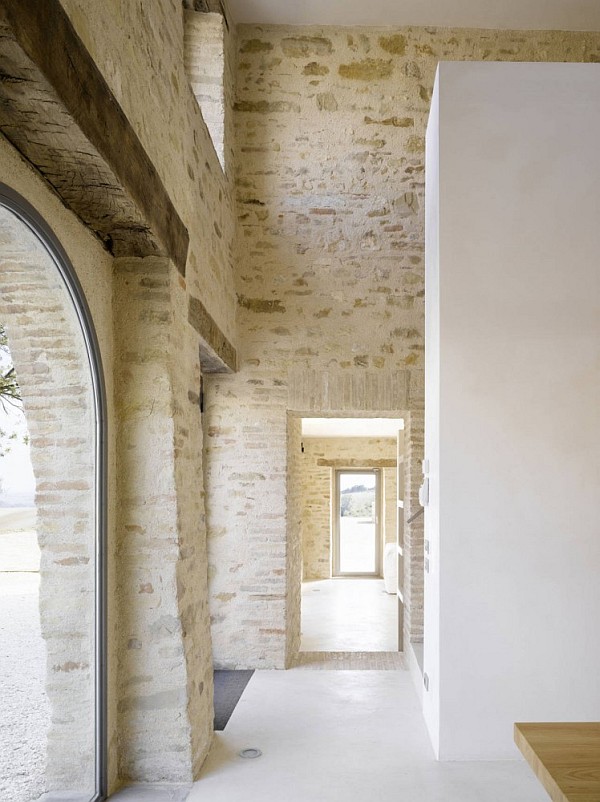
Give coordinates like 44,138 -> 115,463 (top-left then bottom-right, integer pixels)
213,669 -> 254,731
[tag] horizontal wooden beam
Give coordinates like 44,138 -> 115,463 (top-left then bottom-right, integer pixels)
183,0 -> 226,15
316,459 -> 397,469
182,0 -> 230,30
0,0 -> 189,273
188,295 -> 237,373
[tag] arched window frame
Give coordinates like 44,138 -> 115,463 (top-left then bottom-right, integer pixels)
0,183 -> 108,801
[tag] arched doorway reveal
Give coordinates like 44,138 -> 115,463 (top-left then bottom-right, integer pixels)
0,185 -> 107,801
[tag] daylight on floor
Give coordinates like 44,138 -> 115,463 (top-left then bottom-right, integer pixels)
1,1 -> 600,801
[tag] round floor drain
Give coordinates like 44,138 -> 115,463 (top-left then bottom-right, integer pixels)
239,747 -> 262,759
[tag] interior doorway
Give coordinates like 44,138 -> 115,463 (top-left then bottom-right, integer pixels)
295,417 -> 403,656
333,469 -> 381,577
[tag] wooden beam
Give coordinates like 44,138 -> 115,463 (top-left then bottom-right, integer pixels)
0,0 -> 189,273
188,295 -> 237,373
316,459 -> 397,468
182,0 -> 230,29
183,0 -> 225,15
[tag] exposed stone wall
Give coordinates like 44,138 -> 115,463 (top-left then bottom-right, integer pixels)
113,257 -> 213,782
285,416 -> 302,665
170,268 -> 214,777
299,452 -> 329,581
300,437 -> 398,580
39,0 -> 240,785
204,381 -> 289,669
184,10 -> 237,176
60,0 -> 238,345
404,410 -> 424,647
205,22 -> 600,670
383,466 -> 397,546
204,372 -> 409,667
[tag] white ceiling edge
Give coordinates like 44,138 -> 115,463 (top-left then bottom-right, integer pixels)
228,0 -> 600,31
301,417 -> 404,439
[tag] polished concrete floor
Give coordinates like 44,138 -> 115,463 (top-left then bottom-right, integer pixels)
183,669 -> 547,802
300,578 -> 397,652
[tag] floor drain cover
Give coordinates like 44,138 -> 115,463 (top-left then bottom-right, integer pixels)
239,747 -> 262,759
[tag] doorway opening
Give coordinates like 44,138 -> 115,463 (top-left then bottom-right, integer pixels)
333,469 -> 381,577
0,186 -> 106,802
295,417 -> 404,658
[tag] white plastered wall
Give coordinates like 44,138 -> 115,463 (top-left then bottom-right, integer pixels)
424,62 -> 600,760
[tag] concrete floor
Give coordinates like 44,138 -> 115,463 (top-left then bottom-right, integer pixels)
181,669 -> 546,802
300,578 -> 397,652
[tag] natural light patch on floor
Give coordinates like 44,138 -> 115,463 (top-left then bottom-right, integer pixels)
301,578 -> 397,652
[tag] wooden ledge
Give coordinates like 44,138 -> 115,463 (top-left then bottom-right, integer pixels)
515,722 -> 600,802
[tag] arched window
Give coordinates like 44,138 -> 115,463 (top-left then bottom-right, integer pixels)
0,185 -> 106,802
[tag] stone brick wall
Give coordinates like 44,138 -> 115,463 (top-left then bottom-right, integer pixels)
184,11 -> 234,173
113,257 -> 213,782
44,0 -> 241,784
60,0 -> 238,345
205,22 -> 600,670
403,411 -> 424,647
285,416 -> 302,665
1,0 -> 238,764
204,379 -> 289,669
300,436 -> 398,580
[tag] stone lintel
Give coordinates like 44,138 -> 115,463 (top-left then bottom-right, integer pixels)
316,458 -> 397,468
188,295 -> 237,374
0,0 -> 189,274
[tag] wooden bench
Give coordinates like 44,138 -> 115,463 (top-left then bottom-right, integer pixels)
515,723 -> 600,802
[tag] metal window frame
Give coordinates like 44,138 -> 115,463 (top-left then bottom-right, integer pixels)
332,467 -> 382,578
0,183 -> 108,801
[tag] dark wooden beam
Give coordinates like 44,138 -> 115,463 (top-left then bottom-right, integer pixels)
182,0 -> 230,29
0,0 -> 189,274
188,295 -> 237,373
183,0 -> 225,14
